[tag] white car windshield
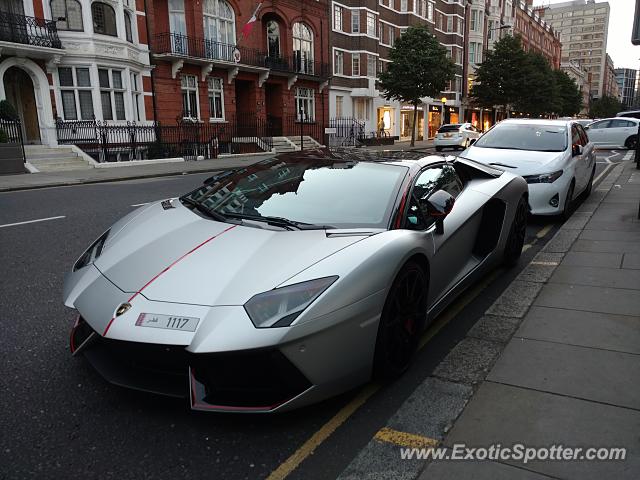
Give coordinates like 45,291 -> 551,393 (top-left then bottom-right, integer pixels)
474,124 -> 567,152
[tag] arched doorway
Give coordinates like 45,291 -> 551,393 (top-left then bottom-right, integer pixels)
3,67 -> 41,143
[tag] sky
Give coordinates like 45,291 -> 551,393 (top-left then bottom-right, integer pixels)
533,0 -> 640,69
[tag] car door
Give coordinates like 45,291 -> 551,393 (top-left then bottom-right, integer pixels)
570,124 -> 588,192
585,120 -> 610,146
405,164 -> 484,306
613,119 -> 637,148
604,119 -> 631,147
575,123 -> 595,191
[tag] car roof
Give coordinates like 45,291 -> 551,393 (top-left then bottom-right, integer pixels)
590,117 -> 639,122
499,118 -> 572,126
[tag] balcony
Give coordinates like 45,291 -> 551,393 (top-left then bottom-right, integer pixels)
0,10 -> 62,55
152,33 -> 330,84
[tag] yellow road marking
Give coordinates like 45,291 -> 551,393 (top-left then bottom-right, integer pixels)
265,383 -> 380,480
531,261 -> 559,266
536,224 -> 554,239
522,243 -> 532,252
374,427 -> 439,449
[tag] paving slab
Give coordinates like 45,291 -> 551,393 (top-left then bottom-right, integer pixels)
561,251 -> 623,268
445,382 -> 640,480
541,229 -> 581,253
579,230 -> 640,242
570,239 -> 640,254
486,281 -> 543,318
419,458 -> 553,480
584,220 -> 640,232
488,338 -> 640,409
622,253 -> 640,269
548,265 -> 640,289
432,338 -> 503,386
516,306 -> 640,355
534,283 -> 640,317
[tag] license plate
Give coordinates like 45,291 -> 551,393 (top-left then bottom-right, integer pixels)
136,313 -> 200,332
444,133 -> 452,138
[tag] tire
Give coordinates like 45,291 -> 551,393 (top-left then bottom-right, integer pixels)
562,181 -> 575,221
624,135 -> 638,150
373,261 -> 428,380
435,146 -> 443,152
503,196 -> 528,267
584,166 -> 595,198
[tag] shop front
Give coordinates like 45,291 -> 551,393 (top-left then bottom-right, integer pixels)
427,104 -> 442,139
400,105 -> 424,141
376,105 -> 395,137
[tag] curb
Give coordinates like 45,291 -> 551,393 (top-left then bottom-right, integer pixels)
337,161 -> 628,480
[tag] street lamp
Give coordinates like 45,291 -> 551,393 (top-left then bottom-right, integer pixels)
441,97 -> 447,125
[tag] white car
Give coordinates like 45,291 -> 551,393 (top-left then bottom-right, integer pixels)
461,119 -> 596,218
585,117 -> 639,149
434,123 -> 481,151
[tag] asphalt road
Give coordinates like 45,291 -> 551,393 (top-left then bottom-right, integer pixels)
0,149 -> 626,480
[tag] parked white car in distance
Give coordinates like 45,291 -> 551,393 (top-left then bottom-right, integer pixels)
434,123 -> 481,151
585,117 -> 640,149
461,119 -> 596,218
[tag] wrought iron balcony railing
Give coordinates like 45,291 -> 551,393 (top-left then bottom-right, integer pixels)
152,33 -> 330,79
0,10 -> 62,49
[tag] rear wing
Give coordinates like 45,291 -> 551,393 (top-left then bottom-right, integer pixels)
452,156 -> 505,178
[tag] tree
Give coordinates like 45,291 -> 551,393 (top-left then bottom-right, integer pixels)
377,26 -> 455,146
471,35 -> 529,115
553,69 -> 583,116
589,95 -> 622,118
517,52 -> 556,116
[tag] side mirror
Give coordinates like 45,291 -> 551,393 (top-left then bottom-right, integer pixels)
584,126 -> 590,130
572,144 -> 583,157
468,138 -> 477,146
421,190 -> 455,234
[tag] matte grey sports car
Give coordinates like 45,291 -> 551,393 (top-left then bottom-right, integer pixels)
64,151 -> 528,412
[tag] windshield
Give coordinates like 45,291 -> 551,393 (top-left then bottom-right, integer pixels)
181,157 -> 407,229
438,124 -> 462,133
474,123 -> 568,152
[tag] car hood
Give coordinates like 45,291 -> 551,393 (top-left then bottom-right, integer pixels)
463,146 -> 565,176
95,201 -> 368,306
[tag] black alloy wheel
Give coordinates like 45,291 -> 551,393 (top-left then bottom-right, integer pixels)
373,261 -> 428,380
625,135 -> 638,150
503,196 -> 528,267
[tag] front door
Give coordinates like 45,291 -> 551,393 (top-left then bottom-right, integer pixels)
265,82 -> 282,136
3,67 -> 40,144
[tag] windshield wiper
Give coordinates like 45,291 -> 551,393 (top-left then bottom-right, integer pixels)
223,212 -> 334,230
180,197 -> 229,223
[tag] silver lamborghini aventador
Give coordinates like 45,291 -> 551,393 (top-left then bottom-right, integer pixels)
64,151 -> 528,412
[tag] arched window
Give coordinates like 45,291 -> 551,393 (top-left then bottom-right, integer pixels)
203,0 -> 236,45
124,11 -> 133,42
293,22 -> 313,74
50,0 -> 84,31
266,20 -> 280,58
92,2 -> 117,37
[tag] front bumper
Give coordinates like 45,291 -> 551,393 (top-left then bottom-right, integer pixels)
526,174 -> 572,216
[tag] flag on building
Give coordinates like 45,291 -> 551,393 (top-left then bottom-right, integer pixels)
241,3 -> 262,40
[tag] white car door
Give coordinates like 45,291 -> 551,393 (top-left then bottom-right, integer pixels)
585,120 -> 609,145
605,119 -> 631,147
612,119 -> 637,148
570,124 -> 589,192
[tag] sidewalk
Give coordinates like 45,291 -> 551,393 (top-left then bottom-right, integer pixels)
340,159 -> 640,480
0,155 -> 271,192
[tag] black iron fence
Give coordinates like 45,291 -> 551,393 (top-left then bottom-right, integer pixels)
328,117 -> 365,147
152,33 -> 330,78
0,10 -> 61,48
285,116 -> 325,145
55,117 -> 274,162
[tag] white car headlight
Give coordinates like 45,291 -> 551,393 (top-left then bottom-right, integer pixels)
523,170 -> 563,184
73,230 -> 110,271
244,276 -> 338,328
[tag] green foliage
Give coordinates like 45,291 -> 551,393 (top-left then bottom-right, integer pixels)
0,100 -> 18,121
472,35 -> 583,117
471,35 -> 529,110
0,129 -> 8,143
377,26 -> 455,145
589,95 -> 623,118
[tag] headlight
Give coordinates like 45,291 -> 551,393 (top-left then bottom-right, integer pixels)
244,276 -> 338,328
523,170 -> 563,184
73,230 -> 110,271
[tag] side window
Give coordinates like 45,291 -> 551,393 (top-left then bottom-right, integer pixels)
577,124 -> 588,145
589,120 -> 610,130
622,120 -> 636,128
406,165 -> 463,230
609,119 -> 627,128
571,125 -> 582,147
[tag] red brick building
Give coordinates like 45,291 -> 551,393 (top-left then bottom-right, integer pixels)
147,0 -> 330,139
516,0 -> 561,69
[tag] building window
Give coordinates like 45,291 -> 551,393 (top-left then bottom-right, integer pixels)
469,42 -> 476,64
293,22 -> 314,74
336,95 -> 343,117
447,16 -> 453,33
427,1 -> 434,21
389,25 -> 395,46
58,67 -> 93,120
50,0 -> 83,31
99,68 -> 125,120
208,77 -> 224,120
130,72 -> 142,122
366,12 -> 376,37
334,5 -> 343,31
181,74 -> 199,119
487,20 -> 494,40
124,11 -> 133,42
367,54 -> 376,77
203,0 -> 236,52
400,0 -> 408,12
334,50 -> 344,75
295,87 -> 315,122
470,9 -> 482,32
266,20 -> 280,58
92,2 -> 117,36
352,54 -> 360,76
352,10 -> 360,33
353,98 -> 369,121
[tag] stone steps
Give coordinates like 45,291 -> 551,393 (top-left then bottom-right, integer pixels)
25,146 -> 93,172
